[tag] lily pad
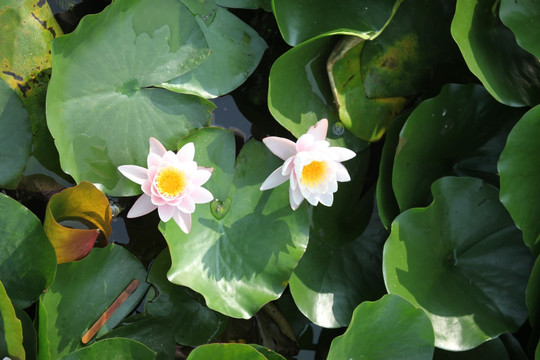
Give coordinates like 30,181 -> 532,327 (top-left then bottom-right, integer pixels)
499,0 -> 540,58
59,338 -> 156,360
289,185 -> 387,328
161,140 -> 309,318
0,0 -> 63,174
451,0 -> 540,106
327,36 -> 406,142
46,0 -> 215,195
326,294 -> 434,360
38,244 -> 149,359
272,0 -> 403,46
0,280 -> 25,360
43,181 -> 112,263
268,36 -> 369,153
98,314 -> 175,360
161,6 -> 267,99
499,104 -> 540,255
433,338 -> 510,359
384,176 -> 533,350
393,83 -> 523,211
0,79 -> 31,188
0,193 -> 56,309
145,249 -> 227,346
176,127 -> 235,204
186,343 -> 280,360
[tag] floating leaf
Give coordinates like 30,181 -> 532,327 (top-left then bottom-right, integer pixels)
0,193 -> 56,308
0,0 -> 63,174
186,343 -> 277,360
46,0 -> 215,195
43,181 -> 112,263
145,249 -> 227,346
161,140 -> 309,318
176,127 -> 235,205
433,338 -> 510,360
59,338 -> 156,360
451,0 -> 540,106
376,112 -> 408,229
327,36 -> 406,141
272,0 -> 403,46
98,314 -> 175,360
384,177 -> 533,350
326,294 -> 434,360
0,78 -> 31,188
393,83 -> 523,211
290,184 -> 387,328
0,280 -> 25,360
499,0 -> 540,58
499,104 -> 540,255
268,36 -> 369,153
38,244 -> 149,359
161,6 -> 267,99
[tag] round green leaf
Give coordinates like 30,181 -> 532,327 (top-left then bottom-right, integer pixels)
393,83 -> 523,211
249,344 -> 287,360
38,244 -> 149,359
290,187 -> 386,328
187,343 -> 269,360
384,177 -> 533,350
0,0 -> 63,175
217,0 -> 271,10
176,127 -> 235,204
0,79 -> 31,188
145,249 -> 227,346
161,140 -> 309,318
500,0 -> 540,58
161,7 -> 267,99
376,111 -> 408,229
15,307 -> 37,360
59,338 -> 156,360
499,105 -> 540,255
0,280 -> 25,360
0,193 -> 56,308
327,294 -> 434,360
268,36 -> 368,153
98,314 -> 175,360
526,255 -> 540,344
451,0 -> 540,106
272,0 -> 403,46
433,338 -> 510,360
46,0 -> 215,195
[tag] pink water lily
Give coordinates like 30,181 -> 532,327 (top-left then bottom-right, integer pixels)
260,118 -> 356,210
118,137 -> 214,234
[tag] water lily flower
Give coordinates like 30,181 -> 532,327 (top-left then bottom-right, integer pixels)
260,118 -> 356,210
118,137 -> 214,234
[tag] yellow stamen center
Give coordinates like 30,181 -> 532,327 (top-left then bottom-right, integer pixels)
301,161 -> 328,187
155,166 -> 187,197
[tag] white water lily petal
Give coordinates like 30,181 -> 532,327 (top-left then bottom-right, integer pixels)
127,194 -> 157,218
290,185 -> 304,210
260,118 -> 355,210
191,168 -> 213,187
178,196 -> 196,214
118,165 -> 148,185
174,210 -> 191,234
191,187 -> 214,203
263,137 -> 297,160
177,142 -> 195,162
307,118 -> 328,141
119,137 -> 214,234
158,204 -> 175,222
329,146 -> 356,162
149,137 -> 167,157
260,166 -> 288,190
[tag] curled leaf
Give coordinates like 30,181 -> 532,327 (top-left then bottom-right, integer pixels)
44,181 -> 112,263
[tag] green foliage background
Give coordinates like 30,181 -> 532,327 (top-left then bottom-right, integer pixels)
1,0 -> 540,359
